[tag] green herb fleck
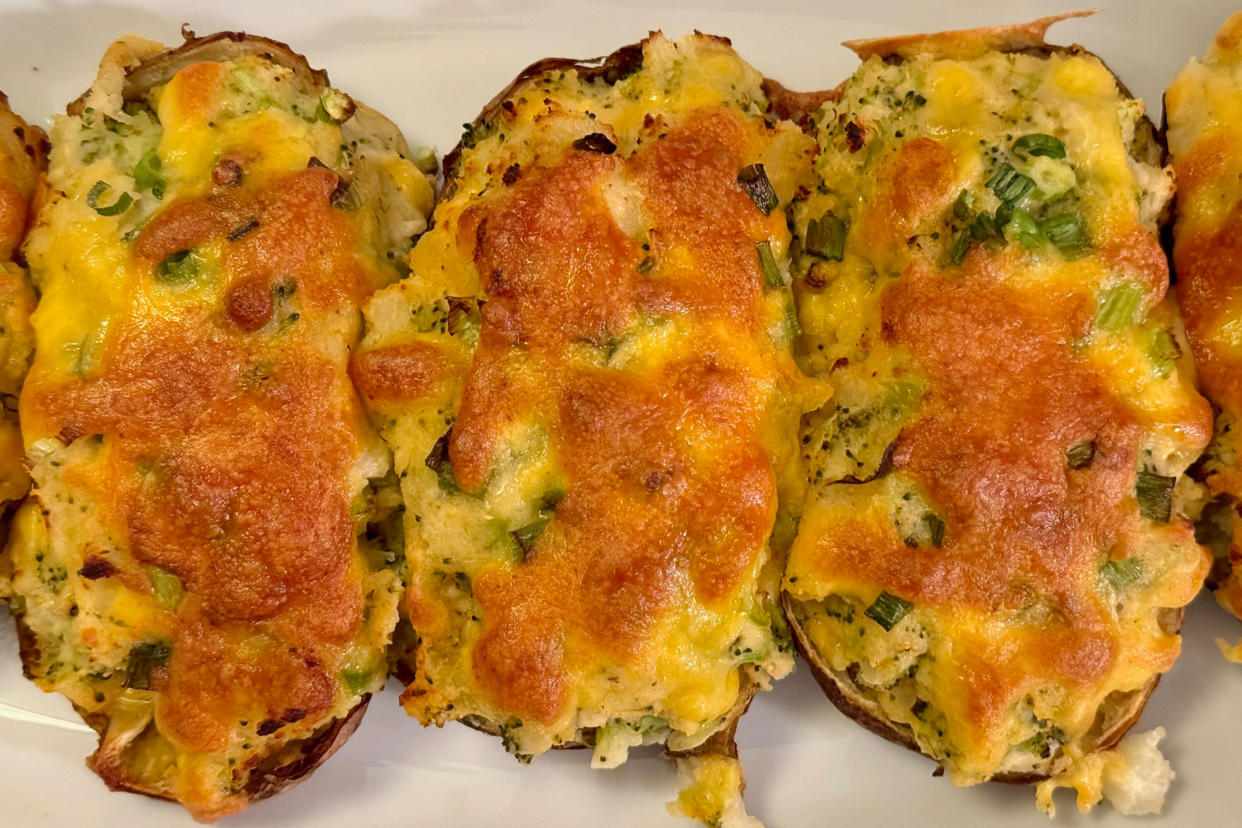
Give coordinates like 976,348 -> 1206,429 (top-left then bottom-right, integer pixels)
756,241 -> 782,288
865,591 -> 913,631
1135,468 -> 1174,522
1101,557 -> 1143,590
86,180 -> 133,217
1012,133 -> 1067,160
1066,441 -> 1096,470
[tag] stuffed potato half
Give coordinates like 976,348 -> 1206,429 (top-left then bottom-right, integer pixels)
783,14 -> 1209,814
1166,10 -> 1242,655
4,31 -> 431,820
351,32 -> 826,808
0,93 -> 43,527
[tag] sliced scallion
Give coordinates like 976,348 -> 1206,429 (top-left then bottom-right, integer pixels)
865,591 -> 913,631
805,214 -> 846,262
1007,208 -> 1045,250
971,212 -> 1004,245
1149,328 -> 1180,377
1135,468 -> 1174,522
1101,557 -> 1143,590
541,488 -> 566,511
155,249 -> 202,285
953,189 -> 975,221
511,517 -> 549,559
1066,441 -> 1096,470
922,513 -> 945,548
756,241 -> 783,288
86,180 -> 133,217
1012,133 -> 1067,160
737,164 -> 778,216
948,231 -> 973,266
986,163 -> 1035,206
341,668 -> 372,695
146,565 -> 183,609
1041,211 -> 1091,259
124,640 -> 172,690
132,150 -> 165,199
1094,282 -> 1143,331
424,429 -> 458,493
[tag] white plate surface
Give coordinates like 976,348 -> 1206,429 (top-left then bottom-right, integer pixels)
1,1 -> 1240,825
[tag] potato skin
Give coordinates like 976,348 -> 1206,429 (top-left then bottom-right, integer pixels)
783,594 -> 1170,783
782,16 -> 1191,786
7,27 -> 417,824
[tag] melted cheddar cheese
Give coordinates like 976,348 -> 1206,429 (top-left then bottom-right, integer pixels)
786,33 -> 1209,788
4,36 -> 429,819
1167,11 -> 1242,642
0,95 -> 43,529
353,33 -> 826,762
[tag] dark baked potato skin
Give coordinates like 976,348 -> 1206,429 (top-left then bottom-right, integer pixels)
781,13 -> 1205,793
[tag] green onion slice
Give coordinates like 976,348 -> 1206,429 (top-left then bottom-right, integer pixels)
424,429 -> 458,493
146,566 -> 183,609
511,517 -> 550,559
124,640 -> 172,690
86,180 -> 133,217
1012,133 -> 1067,160
155,249 -> 202,285
1007,208 -> 1045,250
132,150 -> 165,199
922,513 -> 946,548
986,163 -> 1035,206
756,241 -> 783,288
953,189 -> 975,221
1135,468 -> 1174,523
1149,328 -> 1181,377
805,214 -> 846,262
1066,441 -> 1096,470
948,231 -> 973,266
865,591 -> 913,631
1094,282 -> 1143,331
341,668 -> 372,695
1101,557 -> 1143,590
1041,211 -> 1091,259
737,164 -> 778,216
971,211 -> 1005,245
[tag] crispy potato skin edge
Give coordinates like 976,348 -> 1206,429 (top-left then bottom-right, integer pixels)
780,14 -> 1176,785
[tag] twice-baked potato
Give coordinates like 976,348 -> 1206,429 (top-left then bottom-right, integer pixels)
4,31 -> 430,820
1166,10 -> 1242,656
351,30 -> 825,811
0,93 -> 44,523
784,14 -> 1209,814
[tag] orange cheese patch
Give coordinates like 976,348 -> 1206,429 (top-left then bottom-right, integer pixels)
398,108 -> 787,726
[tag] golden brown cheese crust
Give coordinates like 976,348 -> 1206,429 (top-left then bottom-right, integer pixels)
9,32 -> 422,820
405,110 -> 785,726
1167,11 -> 1242,623
0,94 -> 43,518
0,93 -> 45,261
787,18 -> 1209,786
355,32 -> 823,763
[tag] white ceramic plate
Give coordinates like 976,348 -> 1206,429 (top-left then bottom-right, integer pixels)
2,1 -> 1240,825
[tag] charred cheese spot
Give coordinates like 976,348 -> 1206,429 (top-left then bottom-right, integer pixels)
790,38 -> 1209,786
7,38 -> 427,819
